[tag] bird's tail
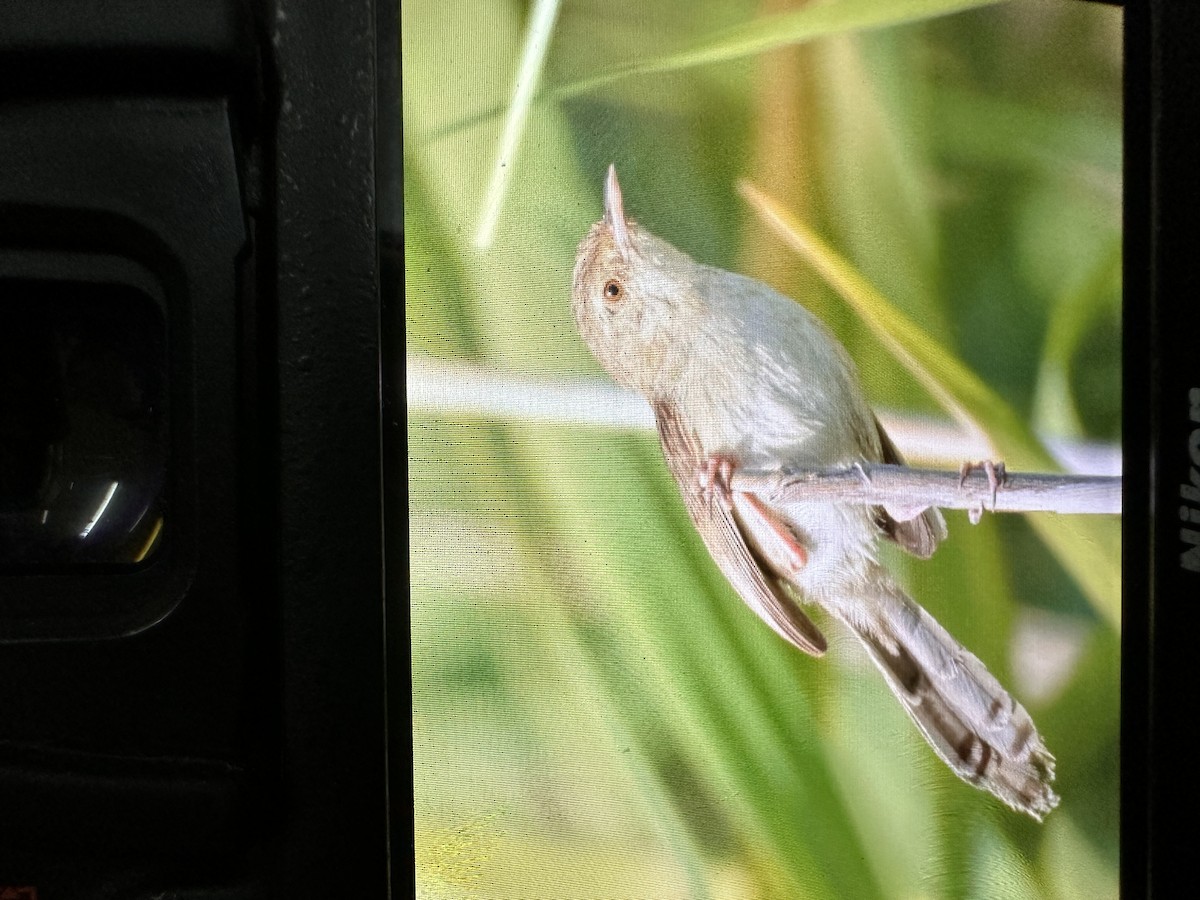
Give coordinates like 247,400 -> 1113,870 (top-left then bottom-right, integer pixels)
830,573 -> 1059,820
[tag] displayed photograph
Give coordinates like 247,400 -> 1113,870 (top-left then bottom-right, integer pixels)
404,0 -> 1122,896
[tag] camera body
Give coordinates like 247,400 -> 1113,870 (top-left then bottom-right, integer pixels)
0,1 -> 389,895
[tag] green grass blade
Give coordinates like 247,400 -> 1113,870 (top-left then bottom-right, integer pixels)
1033,239 -> 1122,438
551,0 -> 1003,101
429,0 -> 1005,143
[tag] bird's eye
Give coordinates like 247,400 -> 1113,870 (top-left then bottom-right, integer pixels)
603,279 -> 622,300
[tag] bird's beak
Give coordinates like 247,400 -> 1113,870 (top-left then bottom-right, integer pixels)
604,164 -> 633,259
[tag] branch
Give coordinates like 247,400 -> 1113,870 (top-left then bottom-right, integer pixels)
730,463 -> 1121,516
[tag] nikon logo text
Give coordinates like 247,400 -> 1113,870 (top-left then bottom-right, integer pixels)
1182,388 -> 1200,573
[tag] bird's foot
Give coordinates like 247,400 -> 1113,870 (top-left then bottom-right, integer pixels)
959,459 -> 1007,524
698,455 -> 736,511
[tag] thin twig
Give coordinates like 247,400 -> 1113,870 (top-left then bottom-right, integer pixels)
731,464 -> 1121,516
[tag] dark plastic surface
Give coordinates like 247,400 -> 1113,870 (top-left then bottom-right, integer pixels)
0,0 -> 256,105
0,96 -> 244,641
0,0 -> 386,895
1131,3 -> 1200,897
269,0 -> 389,891
0,94 -> 253,892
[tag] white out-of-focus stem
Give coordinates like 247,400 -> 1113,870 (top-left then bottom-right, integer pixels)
405,352 -> 1123,477
475,0 -> 562,249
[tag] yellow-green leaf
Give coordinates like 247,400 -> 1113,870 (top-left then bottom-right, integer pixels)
552,0 -> 1005,101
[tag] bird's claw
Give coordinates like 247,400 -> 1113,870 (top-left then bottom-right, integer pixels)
698,455 -> 736,511
959,460 -> 1007,523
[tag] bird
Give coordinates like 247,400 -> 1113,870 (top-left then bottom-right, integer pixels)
570,164 -> 1058,820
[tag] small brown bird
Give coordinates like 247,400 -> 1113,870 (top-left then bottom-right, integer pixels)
571,165 -> 1058,820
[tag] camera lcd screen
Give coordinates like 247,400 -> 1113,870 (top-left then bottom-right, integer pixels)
403,1 -> 1122,895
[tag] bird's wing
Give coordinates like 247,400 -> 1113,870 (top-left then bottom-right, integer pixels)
653,401 -> 827,657
870,415 -> 947,559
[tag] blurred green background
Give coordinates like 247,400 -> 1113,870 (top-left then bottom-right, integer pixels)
403,1 -> 1122,897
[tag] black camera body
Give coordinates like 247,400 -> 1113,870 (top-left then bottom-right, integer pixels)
0,1 -> 392,895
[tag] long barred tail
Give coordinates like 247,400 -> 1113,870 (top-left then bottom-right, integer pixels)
833,573 -> 1059,820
